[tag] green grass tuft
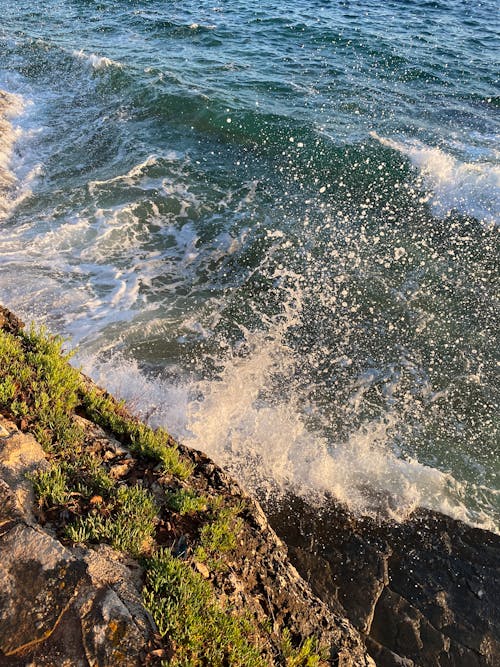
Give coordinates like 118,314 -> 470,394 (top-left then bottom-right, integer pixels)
66,484 -> 157,557
0,327 -> 83,450
281,628 -> 325,667
166,488 -> 208,515
195,502 -> 244,565
28,463 -> 71,508
143,548 -> 267,667
82,388 -> 193,479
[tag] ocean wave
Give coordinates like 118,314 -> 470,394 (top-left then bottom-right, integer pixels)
72,49 -> 123,70
75,340 -> 499,535
371,131 -> 500,224
87,153 -> 183,194
0,89 -> 24,220
132,14 -> 216,35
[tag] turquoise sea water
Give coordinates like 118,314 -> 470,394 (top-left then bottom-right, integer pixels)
1,1 -> 499,531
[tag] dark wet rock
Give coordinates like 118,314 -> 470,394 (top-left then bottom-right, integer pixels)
0,305 -> 23,335
268,494 -> 500,667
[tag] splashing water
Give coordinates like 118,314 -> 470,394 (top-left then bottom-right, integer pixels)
1,0 -> 499,533
0,90 -> 24,220
372,132 -> 500,224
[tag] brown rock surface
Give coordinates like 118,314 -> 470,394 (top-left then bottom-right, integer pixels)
0,415 -> 153,667
0,306 -> 23,335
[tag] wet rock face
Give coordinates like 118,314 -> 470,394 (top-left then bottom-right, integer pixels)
268,495 -> 500,667
177,446 -> 376,666
0,416 -> 153,667
0,306 -> 23,335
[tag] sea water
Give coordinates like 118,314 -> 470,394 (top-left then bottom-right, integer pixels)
0,0 -> 498,532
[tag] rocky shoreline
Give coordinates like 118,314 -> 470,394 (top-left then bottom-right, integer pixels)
0,304 -> 499,666
268,495 -> 500,666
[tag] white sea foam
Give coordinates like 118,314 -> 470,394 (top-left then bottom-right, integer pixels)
371,132 -> 500,224
88,153 -> 183,195
26,208 -> 494,533
0,89 -> 24,220
75,316 -> 499,535
72,50 -> 123,70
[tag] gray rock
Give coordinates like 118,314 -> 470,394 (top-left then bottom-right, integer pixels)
0,522 -> 88,656
0,418 -> 153,666
268,494 -> 500,667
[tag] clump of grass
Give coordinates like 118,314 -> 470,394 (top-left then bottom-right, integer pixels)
29,463 -> 71,508
82,388 -> 193,480
66,511 -> 107,544
195,501 -> 244,564
281,628 -> 325,667
70,452 -> 116,496
66,484 -> 157,557
143,548 -> 267,667
166,488 -> 208,515
29,450 -> 116,511
0,324 -> 191,481
0,327 -> 82,451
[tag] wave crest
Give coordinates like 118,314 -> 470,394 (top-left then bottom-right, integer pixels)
371,131 -> 500,225
0,89 -> 24,220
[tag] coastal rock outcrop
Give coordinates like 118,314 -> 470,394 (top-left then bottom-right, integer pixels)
171,444 -> 375,666
269,494 -> 500,667
0,397 -> 373,665
0,416 -> 153,667
1,304 -> 498,666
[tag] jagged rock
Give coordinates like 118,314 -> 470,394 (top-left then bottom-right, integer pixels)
173,444 -> 375,665
268,493 -> 500,667
0,306 -> 23,335
0,416 -> 153,667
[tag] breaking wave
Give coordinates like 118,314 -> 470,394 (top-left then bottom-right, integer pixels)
1,0 -> 498,536
0,89 -> 24,220
372,132 -> 500,225
76,328 -> 499,535
72,50 -> 123,70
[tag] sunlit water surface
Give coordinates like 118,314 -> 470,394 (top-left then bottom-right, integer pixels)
1,0 -> 498,532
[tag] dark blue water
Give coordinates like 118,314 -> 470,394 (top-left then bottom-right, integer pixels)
1,0 -> 499,531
